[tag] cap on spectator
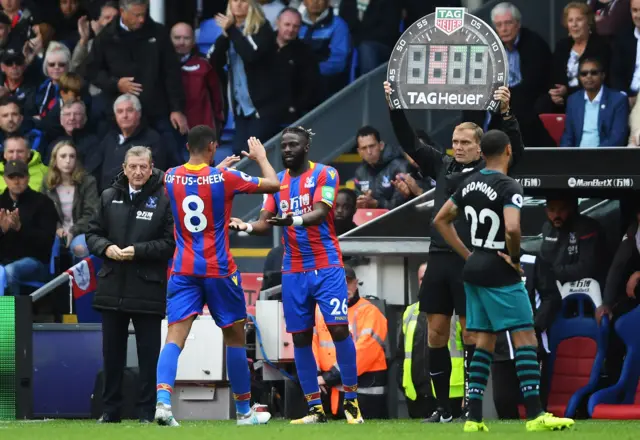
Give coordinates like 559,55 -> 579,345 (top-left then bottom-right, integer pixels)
0,14 -> 10,27
5,160 -> 28,177
1,49 -> 25,65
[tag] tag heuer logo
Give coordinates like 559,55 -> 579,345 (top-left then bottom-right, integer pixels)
435,7 -> 465,35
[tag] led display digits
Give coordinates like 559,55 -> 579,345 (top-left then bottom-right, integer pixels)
406,44 -> 488,86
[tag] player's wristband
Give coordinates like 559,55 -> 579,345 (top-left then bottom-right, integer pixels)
245,223 -> 253,234
511,256 -> 520,265
292,216 -> 304,226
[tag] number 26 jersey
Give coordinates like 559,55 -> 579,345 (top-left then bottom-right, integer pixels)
450,169 -> 524,287
164,163 -> 262,278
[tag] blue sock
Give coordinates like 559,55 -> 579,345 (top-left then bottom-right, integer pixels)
226,346 -> 252,415
294,345 -> 322,407
156,342 -> 181,406
334,338 -> 358,399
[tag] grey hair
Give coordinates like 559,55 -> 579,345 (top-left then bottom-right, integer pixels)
42,41 -> 71,77
491,2 -> 522,23
124,146 -> 153,165
119,0 -> 149,9
113,93 -> 142,113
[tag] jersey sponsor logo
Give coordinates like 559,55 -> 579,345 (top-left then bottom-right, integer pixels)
511,194 -> 523,208
321,186 -> 335,202
304,176 -> 315,188
568,177 -> 634,188
165,174 -> 225,185
231,275 -> 238,286
461,180 -> 497,200
240,171 -> 253,182
145,196 -> 158,209
136,211 -> 153,221
328,169 -> 336,180
288,194 -> 312,215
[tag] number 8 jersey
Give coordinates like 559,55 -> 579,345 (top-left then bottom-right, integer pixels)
164,163 -> 262,278
450,169 -> 524,287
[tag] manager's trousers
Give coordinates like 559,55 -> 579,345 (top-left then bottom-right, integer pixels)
101,310 -> 162,420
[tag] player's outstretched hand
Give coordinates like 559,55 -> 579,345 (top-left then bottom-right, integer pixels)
216,155 -> 241,169
497,251 -> 524,275
383,81 -> 393,107
229,217 -> 248,231
243,137 -> 267,161
266,213 -> 294,227
494,86 -> 511,113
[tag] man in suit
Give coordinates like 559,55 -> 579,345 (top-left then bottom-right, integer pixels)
611,0 -> 640,108
560,57 -> 629,147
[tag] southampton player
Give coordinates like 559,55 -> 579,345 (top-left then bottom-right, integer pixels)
384,81 -> 523,422
155,126 -> 280,426
433,130 -> 575,432
229,126 -> 363,425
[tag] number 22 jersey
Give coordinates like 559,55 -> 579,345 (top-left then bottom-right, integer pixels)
164,163 -> 262,278
450,169 -> 524,287
262,162 -> 343,273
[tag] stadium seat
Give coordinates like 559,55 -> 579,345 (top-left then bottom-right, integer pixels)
353,208 -> 389,226
241,273 -> 263,316
539,114 -> 566,147
196,18 -> 223,55
545,279 -> 609,418
589,305 -> 640,419
18,236 -> 61,290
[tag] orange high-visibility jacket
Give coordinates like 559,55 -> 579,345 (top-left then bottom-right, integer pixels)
313,297 -> 388,414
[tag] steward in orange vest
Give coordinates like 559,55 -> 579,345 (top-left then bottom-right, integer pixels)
312,267 -> 388,419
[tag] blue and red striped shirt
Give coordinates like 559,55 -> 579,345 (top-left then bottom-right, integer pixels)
165,163 -> 261,278
262,162 -> 342,273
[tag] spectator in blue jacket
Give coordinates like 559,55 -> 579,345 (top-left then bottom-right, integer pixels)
560,57 -> 629,147
299,0 -> 351,100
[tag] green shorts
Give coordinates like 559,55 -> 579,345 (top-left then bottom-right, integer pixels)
464,282 -> 534,333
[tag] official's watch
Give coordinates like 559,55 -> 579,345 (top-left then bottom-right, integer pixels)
501,108 -> 513,118
511,255 -> 520,265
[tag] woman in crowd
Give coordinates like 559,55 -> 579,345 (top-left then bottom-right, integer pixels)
42,140 -> 99,259
211,0 -> 284,155
537,2 -> 610,114
32,41 -> 71,123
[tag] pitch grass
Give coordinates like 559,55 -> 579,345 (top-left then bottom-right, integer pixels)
1,419 -> 640,440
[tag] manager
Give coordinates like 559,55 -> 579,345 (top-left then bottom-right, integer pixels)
86,146 -> 175,423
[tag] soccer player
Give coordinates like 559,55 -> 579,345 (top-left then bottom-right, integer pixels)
228,126 -> 364,425
433,130 -> 575,432
155,126 -> 280,426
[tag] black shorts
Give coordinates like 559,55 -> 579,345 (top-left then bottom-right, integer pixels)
419,252 -> 466,316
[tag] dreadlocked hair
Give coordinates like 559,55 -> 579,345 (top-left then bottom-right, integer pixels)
282,125 -> 315,145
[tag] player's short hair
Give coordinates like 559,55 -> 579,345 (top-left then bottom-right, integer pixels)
454,122 -> 483,143
338,188 -> 357,207
187,125 -> 217,153
282,125 -> 314,146
480,129 -> 511,158
356,125 -> 381,142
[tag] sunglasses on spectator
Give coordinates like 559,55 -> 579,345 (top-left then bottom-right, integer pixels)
47,62 -> 67,68
579,69 -> 601,77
